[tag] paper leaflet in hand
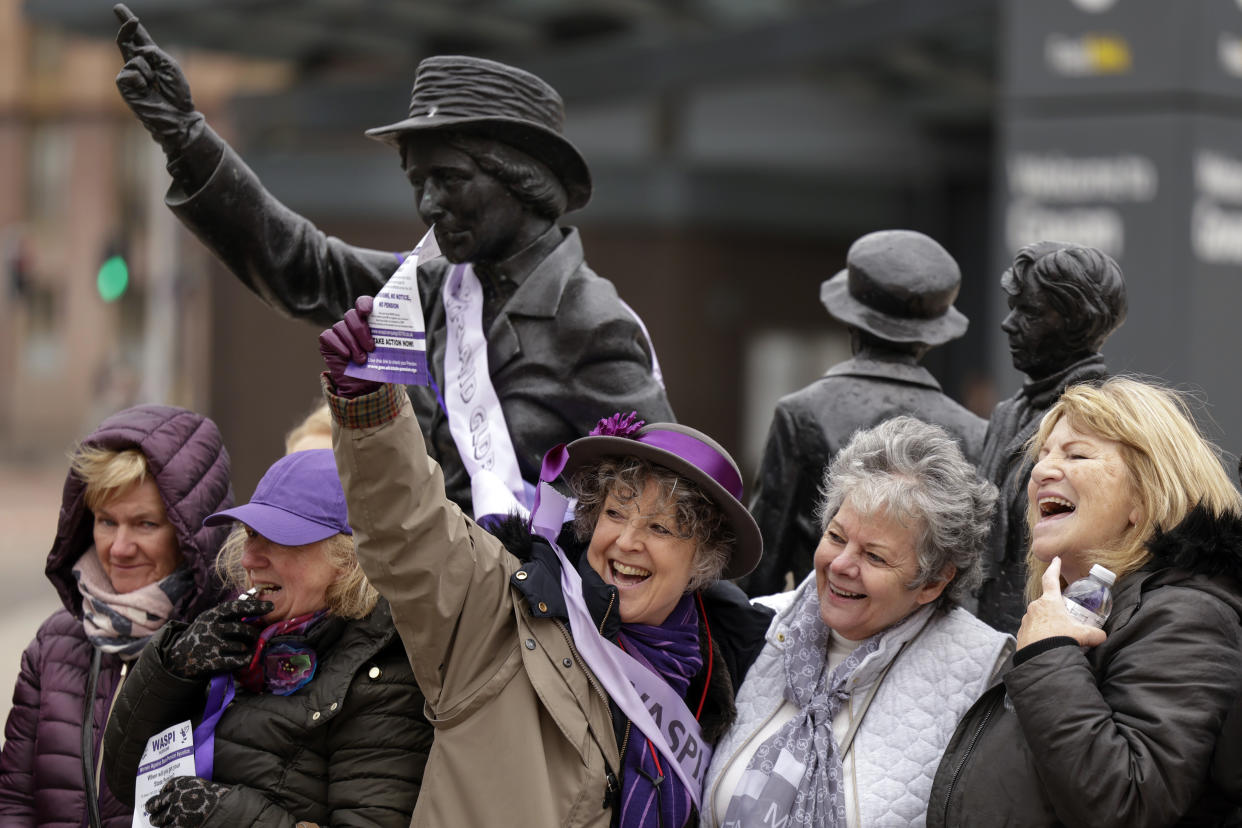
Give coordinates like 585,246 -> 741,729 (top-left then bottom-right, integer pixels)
343,227 -> 439,386
132,720 -> 195,828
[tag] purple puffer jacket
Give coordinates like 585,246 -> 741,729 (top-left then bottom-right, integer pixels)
0,405 -> 233,828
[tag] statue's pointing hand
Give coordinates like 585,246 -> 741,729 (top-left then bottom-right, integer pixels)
113,4 -> 200,156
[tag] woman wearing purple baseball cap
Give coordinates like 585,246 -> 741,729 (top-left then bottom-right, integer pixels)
101,449 -> 433,828
318,303 -> 774,827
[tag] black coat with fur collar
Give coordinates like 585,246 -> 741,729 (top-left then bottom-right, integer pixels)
489,517 -> 773,759
930,505 -> 1242,828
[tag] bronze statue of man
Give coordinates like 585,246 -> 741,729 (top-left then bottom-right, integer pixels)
975,241 -> 1127,633
740,229 -> 985,597
111,5 -> 672,518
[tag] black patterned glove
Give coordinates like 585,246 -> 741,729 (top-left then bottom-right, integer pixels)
144,776 -> 230,828
165,597 -> 272,680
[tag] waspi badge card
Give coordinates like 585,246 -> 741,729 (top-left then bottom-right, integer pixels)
133,720 -> 195,828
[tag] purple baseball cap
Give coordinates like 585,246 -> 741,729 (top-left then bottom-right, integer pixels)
204,449 -> 352,545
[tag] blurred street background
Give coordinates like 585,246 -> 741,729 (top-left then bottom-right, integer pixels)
0,458 -> 69,728
5,0 -> 1242,736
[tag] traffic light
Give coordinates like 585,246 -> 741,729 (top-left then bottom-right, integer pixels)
97,252 -> 129,302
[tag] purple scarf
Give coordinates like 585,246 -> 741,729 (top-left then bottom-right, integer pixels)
616,594 -> 703,828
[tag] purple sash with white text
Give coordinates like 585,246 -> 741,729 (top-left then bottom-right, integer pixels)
530,467 -> 712,807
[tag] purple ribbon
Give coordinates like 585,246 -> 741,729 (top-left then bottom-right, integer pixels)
528,443 -> 571,532
634,431 -> 742,500
528,428 -> 742,530
192,674 -> 234,781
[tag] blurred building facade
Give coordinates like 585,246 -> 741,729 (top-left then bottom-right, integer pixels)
0,0 -> 295,480
8,0 -> 1242,495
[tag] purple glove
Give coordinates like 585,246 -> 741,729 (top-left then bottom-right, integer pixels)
319,296 -> 382,398
113,5 -> 202,157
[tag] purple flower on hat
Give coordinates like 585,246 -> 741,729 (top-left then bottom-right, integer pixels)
590,411 -> 646,438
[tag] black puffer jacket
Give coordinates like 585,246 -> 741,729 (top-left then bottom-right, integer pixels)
1216,696 -> 1242,827
103,598 -> 432,828
929,506 -> 1242,828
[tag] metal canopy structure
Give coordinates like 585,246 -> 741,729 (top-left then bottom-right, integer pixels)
28,0 -> 995,97
27,0 -> 999,199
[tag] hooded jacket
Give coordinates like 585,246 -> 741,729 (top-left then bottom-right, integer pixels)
0,405 -> 232,828
929,505 -> 1242,828
331,383 -> 771,828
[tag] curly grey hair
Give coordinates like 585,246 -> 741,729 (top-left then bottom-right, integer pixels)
817,416 -> 997,608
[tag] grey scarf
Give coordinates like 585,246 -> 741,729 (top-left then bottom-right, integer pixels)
720,586 -> 880,827
721,587 -> 936,828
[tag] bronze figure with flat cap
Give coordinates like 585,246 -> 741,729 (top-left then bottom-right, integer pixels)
742,229 -> 985,597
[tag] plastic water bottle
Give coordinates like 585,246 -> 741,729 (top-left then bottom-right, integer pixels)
1062,564 -> 1116,628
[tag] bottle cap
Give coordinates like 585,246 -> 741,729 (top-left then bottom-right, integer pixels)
1088,563 -> 1116,585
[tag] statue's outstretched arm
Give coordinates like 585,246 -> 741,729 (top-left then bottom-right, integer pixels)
111,4 -> 396,327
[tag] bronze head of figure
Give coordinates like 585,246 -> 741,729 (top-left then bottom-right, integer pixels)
367,56 -> 592,265
1000,242 -> 1127,381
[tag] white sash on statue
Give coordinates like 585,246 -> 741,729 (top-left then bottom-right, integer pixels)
617,298 -> 665,388
442,263 -> 530,521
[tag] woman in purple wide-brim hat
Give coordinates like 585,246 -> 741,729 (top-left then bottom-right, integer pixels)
319,306 -> 774,828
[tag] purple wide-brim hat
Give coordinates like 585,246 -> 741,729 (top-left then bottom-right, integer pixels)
204,449 -> 352,547
365,55 -> 592,212
560,420 -> 762,580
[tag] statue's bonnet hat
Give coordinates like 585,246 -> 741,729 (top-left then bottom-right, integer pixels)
367,55 -> 592,212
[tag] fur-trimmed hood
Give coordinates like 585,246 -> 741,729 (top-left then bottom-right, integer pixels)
1147,504 -> 1242,582
1142,504 -> 1242,616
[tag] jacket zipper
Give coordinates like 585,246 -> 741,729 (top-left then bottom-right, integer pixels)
597,590 -> 616,634
618,720 -> 632,765
81,649 -> 103,828
941,690 -> 1001,826
555,620 -> 622,754
594,590 -> 628,764
554,619 -> 627,810
96,662 -> 128,792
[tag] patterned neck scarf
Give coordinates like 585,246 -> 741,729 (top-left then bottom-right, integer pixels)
616,593 -> 702,828
72,546 -> 193,660
235,610 -> 328,695
722,585 -> 886,828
